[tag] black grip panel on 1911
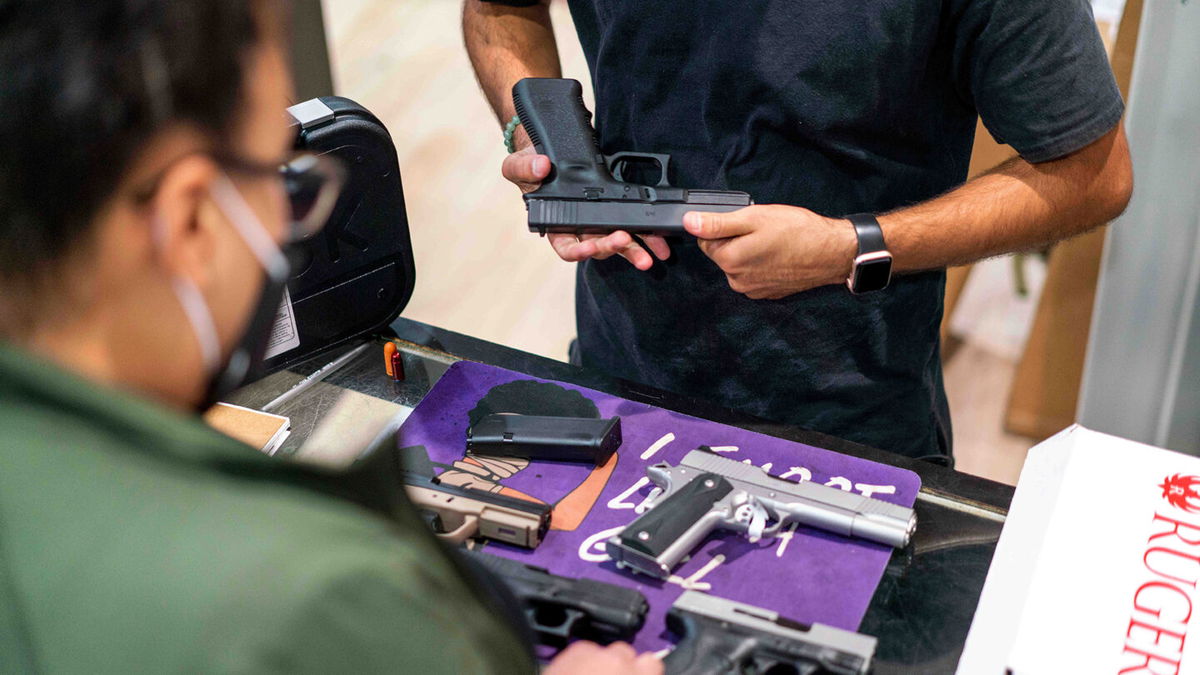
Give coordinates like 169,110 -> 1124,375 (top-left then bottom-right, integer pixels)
617,473 -> 733,559
511,78 -> 613,199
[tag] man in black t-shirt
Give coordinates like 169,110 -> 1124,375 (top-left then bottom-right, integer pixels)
464,0 -> 1131,461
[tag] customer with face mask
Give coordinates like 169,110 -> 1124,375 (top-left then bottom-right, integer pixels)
0,2 -> 660,672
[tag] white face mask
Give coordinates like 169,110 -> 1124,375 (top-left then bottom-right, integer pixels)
157,173 -> 292,408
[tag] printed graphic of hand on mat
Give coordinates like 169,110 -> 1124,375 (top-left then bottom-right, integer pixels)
437,454 -> 537,500
436,448 -> 618,532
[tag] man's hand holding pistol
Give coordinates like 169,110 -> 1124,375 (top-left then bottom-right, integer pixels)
502,145 -> 672,271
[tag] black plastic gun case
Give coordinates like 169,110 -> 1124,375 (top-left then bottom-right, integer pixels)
252,96 -> 417,379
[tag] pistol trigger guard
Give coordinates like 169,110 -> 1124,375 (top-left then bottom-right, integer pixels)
559,607 -> 586,637
527,604 -> 585,639
437,515 -> 479,544
758,505 -> 788,537
604,151 -> 674,187
760,519 -> 786,538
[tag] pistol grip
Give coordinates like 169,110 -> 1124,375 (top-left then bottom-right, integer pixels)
663,616 -> 742,675
513,78 -> 627,202
609,474 -> 733,578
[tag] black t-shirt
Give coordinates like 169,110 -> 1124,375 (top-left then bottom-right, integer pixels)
486,0 -> 1123,459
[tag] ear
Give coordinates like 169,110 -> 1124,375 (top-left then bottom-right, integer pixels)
148,155 -> 221,290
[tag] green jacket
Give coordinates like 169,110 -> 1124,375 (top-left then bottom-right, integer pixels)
0,345 -> 533,674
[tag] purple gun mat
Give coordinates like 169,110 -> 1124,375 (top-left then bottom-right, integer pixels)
396,361 -> 921,654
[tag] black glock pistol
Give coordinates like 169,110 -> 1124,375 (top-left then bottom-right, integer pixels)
512,78 -> 752,236
465,548 -> 649,646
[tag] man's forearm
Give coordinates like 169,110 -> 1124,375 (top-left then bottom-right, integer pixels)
878,123 -> 1134,273
462,0 -> 561,127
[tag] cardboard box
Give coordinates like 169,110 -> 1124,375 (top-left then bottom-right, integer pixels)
958,425 -> 1200,673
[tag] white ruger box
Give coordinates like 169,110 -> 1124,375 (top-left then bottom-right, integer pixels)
958,425 -> 1200,675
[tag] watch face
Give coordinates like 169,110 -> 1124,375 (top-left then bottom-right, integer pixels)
852,257 -> 893,293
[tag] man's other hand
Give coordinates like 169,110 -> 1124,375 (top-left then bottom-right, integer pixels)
502,146 -> 671,271
543,641 -> 663,675
684,205 -> 858,300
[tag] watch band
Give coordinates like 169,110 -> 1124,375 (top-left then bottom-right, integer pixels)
847,213 -> 887,254
845,212 -> 893,294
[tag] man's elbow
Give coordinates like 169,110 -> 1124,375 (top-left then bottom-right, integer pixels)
1097,124 -> 1134,223
1108,155 -> 1134,222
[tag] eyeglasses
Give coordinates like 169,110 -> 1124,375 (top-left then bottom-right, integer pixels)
213,150 -> 346,244
133,149 -> 346,244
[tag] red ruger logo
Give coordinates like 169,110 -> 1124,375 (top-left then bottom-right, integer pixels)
1160,474 -> 1200,513
1118,474 -> 1200,673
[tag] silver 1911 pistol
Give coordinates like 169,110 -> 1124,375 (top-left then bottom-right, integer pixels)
606,448 -> 917,579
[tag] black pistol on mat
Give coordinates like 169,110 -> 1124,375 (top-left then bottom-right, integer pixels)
465,548 -> 649,646
512,78 -> 752,236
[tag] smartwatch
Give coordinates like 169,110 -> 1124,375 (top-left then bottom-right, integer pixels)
845,213 -> 893,294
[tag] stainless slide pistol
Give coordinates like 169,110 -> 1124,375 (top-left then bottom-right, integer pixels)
664,591 -> 877,675
607,448 -> 917,579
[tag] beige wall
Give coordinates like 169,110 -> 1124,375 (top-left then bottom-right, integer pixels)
323,0 -> 591,361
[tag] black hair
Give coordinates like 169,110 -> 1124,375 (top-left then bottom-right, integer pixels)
0,0 -> 270,333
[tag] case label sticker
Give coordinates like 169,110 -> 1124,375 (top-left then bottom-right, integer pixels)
265,286 -> 301,360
